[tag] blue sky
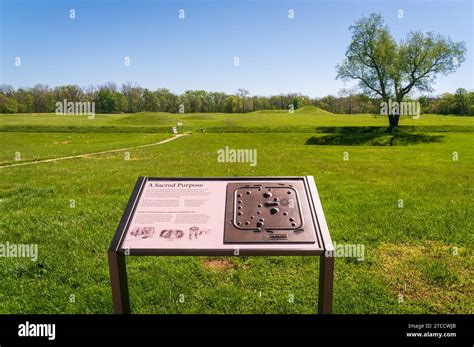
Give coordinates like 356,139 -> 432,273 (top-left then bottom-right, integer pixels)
1,0 -> 472,97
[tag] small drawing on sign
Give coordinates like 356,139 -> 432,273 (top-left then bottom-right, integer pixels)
188,226 -> 210,240
130,226 -> 155,239
159,229 -> 184,241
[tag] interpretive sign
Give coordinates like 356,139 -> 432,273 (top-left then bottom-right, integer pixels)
108,176 -> 334,314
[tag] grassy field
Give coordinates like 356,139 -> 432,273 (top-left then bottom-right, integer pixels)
2,106 -> 474,133
0,108 -> 472,314
0,133 -> 172,165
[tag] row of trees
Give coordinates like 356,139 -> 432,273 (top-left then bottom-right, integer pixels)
419,89 -> 474,115
0,83 -> 472,115
0,83 -> 313,113
320,88 -> 474,115
0,83 -> 312,114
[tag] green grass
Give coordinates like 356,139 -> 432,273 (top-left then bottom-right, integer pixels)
0,132 -> 172,165
2,110 -> 474,133
0,111 -> 472,314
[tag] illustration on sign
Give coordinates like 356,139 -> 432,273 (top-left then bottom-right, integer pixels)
159,229 -> 184,240
130,227 -> 155,239
122,181 -> 225,248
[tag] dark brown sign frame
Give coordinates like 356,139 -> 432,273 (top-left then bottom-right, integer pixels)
108,176 -> 334,314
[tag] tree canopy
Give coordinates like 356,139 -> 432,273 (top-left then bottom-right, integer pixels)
337,13 -> 466,127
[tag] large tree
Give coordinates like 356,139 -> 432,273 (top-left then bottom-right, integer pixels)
337,13 -> 466,128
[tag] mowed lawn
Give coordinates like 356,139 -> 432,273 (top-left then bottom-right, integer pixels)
0,133 -> 172,165
2,107 -> 474,132
0,110 -> 472,314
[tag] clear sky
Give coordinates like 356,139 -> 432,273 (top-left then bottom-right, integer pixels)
1,0 -> 472,97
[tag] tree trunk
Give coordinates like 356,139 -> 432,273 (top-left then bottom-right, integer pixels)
387,115 -> 400,132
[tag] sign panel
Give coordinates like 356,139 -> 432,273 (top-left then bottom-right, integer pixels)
108,177 -> 335,314
122,180 -> 227,249
119,177 -> 324,252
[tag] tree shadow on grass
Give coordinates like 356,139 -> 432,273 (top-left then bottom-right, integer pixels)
306,132 -> 444,146
314,125 -> 474,134
314,126 -> 390,134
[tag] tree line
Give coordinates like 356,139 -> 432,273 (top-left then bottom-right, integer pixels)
0,83 -> 472,115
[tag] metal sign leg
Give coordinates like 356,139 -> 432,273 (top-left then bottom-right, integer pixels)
108,252 -> 131,314
318,253 -> 334,314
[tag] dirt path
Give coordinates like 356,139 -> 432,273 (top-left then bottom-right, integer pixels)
0,134 -> 188,169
